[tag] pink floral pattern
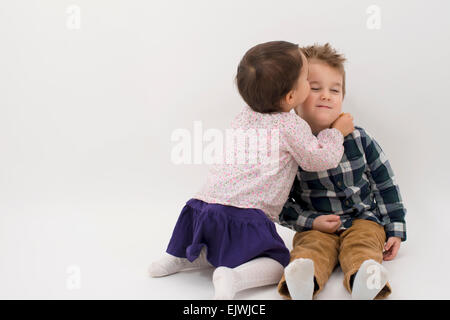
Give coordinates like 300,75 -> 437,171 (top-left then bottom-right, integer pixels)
194,105 -> 344,222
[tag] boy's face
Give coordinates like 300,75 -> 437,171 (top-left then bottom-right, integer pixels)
295,59 -> 344,129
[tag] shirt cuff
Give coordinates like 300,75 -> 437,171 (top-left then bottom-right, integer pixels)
385,221 -> 407,242
302,213 -> 321,230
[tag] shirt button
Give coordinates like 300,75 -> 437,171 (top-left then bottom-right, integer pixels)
337,181 -> 343,187
345,200 -> 350,206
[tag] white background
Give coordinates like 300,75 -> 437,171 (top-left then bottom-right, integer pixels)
1,0 -> 449,299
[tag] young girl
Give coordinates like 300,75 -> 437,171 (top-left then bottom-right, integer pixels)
149,41 -> 354,299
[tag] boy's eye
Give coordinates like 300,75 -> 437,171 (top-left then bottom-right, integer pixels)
331,89 -> 340,93
311,88 -> 320,91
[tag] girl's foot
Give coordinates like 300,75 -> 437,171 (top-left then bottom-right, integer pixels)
149,248 -> 212,277
149,254 -> 190,277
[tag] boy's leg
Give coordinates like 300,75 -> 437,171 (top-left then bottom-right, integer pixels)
277,230 -> 340,299
338,219 -> 392,299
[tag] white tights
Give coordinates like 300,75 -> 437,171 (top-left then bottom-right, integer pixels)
149,247 -> 212,277
149,248 -> 284,299
212,257 -> 284,299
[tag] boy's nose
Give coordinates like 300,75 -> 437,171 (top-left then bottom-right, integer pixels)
320,94 -> 331,101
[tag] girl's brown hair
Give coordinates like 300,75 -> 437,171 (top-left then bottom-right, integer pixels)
235,41 -> 303,113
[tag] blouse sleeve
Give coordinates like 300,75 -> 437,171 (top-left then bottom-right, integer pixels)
281,113 -> 345,172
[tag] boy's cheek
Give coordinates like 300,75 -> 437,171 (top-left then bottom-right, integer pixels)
295,105 -> 310,117
332,101 -> 344,115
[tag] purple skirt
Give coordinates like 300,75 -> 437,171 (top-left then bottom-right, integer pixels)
166,198 -> 290,268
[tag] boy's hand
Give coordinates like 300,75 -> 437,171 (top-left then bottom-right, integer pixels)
312,215 -> 342,233
383,237 -> 401,261
331,113 -> 354,137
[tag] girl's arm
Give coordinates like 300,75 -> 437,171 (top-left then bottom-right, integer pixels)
282,114 -> 345,172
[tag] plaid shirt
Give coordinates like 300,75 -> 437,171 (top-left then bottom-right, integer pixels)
279,126 -> 407,241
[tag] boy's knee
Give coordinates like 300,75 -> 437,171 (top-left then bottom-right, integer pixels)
342,220 -> 386,246
293,229 -> 337,245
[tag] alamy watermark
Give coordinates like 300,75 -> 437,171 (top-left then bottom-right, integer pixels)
66,5 -> 81,30
366,5 -> 381,30
366,264 -> 382,290
66,265 -> 81,290
171,121 -> 281,174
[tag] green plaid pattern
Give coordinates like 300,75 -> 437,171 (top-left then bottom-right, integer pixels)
279,126 -> 407,241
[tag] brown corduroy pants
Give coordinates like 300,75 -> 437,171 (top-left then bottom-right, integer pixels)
278,219 -> 392,299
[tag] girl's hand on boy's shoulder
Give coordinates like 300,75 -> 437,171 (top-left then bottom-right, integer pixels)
383,237 -> 401,261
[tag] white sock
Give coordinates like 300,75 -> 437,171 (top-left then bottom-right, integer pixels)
212,257 -> 284,300
149,247 -> 212,278
351,259 -> 389,300
284,258 -> 315,300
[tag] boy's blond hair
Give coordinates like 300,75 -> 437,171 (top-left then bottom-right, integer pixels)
301,43 -> 347,98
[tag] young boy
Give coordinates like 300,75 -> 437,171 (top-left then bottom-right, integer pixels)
277,43 -> 407,300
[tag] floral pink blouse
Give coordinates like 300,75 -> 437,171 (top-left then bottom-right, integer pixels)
194,105 -> 344,222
